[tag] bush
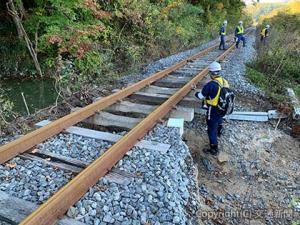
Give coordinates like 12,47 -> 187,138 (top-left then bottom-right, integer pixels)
0,87 -> 14,132
1,0 -> 249,92
247,13 -> 300,101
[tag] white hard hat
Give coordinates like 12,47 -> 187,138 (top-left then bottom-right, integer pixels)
266,24 -> 270,28
223,20 -> 228,25
209,62 -> 221,72
239,21 -> 243,24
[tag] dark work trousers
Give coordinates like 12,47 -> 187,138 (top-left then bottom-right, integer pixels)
219,35 -> 225,50
236,34 -> 246,48
206,106 -> 223,146
260,36 -> 267,45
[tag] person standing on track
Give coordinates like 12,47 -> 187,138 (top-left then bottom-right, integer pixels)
235,21 -> 246,48
260,24 -> 270,45
194,62 -> 230,156
219,20 -> 228,50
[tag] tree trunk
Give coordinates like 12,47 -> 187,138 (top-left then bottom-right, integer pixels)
18,0 -> 26,19
7,0 -> 43,78
7,0 -> 23,38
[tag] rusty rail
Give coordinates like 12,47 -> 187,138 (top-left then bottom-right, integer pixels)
0,43 -> 218,164
20,41 -> 236,225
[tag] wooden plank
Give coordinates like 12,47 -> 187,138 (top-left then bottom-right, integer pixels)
142,85 -> 206,96
142,85 -> 179,95
34,150 -> 89,168
176,67 -> 202,72
0,191 -> 85,225
171,71 -> 196,75
28,147 -> 138,185
99,99 -> 194,121
20,150 -> 136,185
20,153 -> 82,173
154,79 -> 187,88
85,111 -> 142,130
36,120 -> 171,152
154,74 -> 210,88
24,149 -> 136,185
130,91 -> 200,107
114,86 -> 181,96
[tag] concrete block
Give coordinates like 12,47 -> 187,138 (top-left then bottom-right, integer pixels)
167,118 -> 184,136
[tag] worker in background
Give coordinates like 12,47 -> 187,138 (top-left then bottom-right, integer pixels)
219,20 -> 228,50
260,24 -> 270,45
235,21 -> 246,48
194,62 -> 229,156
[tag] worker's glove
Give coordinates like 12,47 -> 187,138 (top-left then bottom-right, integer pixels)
195,91 -> 204,100
202,100 -> 208,110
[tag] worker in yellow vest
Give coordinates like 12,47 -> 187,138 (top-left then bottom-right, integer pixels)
195,62 -> 230,156
235,21 -> 246,48
219,20 -> 228,50
260,24 -> 270,45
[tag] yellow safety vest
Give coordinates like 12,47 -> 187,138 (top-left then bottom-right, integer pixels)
237,26 -> 244,35
260,28 -> 268,37
220,26 -> 226,35
206,77 -> 229,107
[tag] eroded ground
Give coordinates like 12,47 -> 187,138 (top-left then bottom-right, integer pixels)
185,95 -> 300,225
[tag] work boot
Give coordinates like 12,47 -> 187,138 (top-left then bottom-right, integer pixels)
217,125 -> 224,137
203,144 -> 219,156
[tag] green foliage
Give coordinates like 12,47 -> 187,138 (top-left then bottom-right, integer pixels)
0,87 -> 14,131
247,13 -> 300,101
246,2 -> 286,23
1,0 -> 249,92
246,66 -> 287,102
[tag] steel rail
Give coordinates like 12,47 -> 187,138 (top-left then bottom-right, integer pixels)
20,42 -> 236,225
0,43 -> 218,164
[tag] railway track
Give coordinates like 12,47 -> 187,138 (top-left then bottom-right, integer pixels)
0,33 -> 249,225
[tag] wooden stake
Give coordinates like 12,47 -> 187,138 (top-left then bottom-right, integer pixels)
21,92 -> 30,116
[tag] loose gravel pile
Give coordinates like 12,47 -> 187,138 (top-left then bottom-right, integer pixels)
0,157 -> 72,203
65,125 -> 198,225
221,33 -> 263,96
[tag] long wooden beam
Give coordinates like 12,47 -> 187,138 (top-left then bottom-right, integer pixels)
20,42 -> 236,225
0,43 -> 217,164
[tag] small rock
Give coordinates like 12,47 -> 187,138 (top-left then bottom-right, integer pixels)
173,216 -> 181,224
217,151 -> 229,163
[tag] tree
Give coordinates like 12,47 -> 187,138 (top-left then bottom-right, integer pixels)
6,0 -> 43,78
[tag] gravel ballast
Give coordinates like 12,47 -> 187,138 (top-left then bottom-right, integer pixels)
0,125 -> 199,225
64,125 -> 199,225
0,157 -> 72,203
221,32 -> 263,96
37,133 -> 112,163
